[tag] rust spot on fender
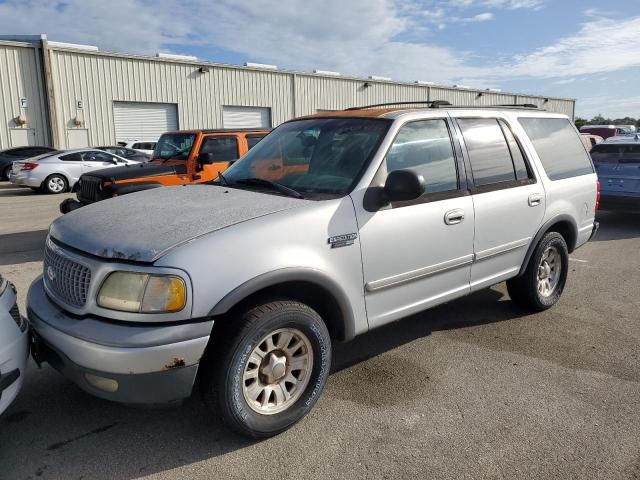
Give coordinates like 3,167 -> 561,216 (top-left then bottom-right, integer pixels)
164,357 -> 186,370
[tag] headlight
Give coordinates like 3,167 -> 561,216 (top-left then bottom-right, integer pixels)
97,272 -> 187,313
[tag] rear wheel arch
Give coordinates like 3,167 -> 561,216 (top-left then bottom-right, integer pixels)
519,215 -> 577,277
208,268 -> 355,341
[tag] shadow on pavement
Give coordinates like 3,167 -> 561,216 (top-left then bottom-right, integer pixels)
0,288 -> 525,480
0,181 -> 39,197
594,210 -> 640,241
0,229 -> 48,265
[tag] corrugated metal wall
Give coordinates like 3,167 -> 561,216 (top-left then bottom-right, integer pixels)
43,46 -> 576,147
0,41 -> 49,148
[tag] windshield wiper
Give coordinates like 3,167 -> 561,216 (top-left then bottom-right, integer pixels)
234,178 -> 305,199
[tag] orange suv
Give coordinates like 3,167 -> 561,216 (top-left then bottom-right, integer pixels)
60,129 -> 269,212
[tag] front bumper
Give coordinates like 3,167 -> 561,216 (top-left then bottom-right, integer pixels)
0,280 -> 29,415
27,278 -> 212,404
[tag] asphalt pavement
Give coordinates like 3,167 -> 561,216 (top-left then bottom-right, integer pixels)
0,181 -> 638,480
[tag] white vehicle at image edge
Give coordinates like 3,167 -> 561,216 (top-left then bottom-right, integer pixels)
0,275 -> 29,415
27,105 -> 599,438
10,148 -> 144,194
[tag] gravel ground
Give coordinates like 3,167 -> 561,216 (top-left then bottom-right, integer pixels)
0,181 -> 638,480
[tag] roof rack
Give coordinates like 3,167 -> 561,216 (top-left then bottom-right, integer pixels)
495,103 -> 539,109
344,101 -> 545,112
345,100 -> 452,111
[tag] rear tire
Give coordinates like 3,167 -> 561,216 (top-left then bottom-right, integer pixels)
507,232 -> 569,311
2,165 -> 11,181
43,174 -> 68,194
200,300 -> 331,439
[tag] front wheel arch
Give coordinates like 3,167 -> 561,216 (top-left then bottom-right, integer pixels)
209,268 -> 355,341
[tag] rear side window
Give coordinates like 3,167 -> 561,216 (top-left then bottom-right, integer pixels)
385,119 -> 458,195
591,144 -> 640,164
519,118 -> 594,180
247,134 -> 266,150
200,136 -> 239,161
59,153 -> 82,162
458,118 -> 517,186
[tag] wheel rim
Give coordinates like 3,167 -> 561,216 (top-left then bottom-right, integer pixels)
242,328 -> 314,415
48,176 -> 65,193
537,246 -> 561,297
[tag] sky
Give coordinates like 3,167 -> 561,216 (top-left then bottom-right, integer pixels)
0,0 -> 638,119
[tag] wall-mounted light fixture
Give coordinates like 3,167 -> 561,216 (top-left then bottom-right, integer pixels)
198,66 -> 210,73
477,92 -> 484,98
544,98 -> 549,103
363,82 -> 371,89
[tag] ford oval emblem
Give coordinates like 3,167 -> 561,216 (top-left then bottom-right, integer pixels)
47,265 -> 56,281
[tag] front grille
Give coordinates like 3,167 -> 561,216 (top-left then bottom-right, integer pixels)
43,242 -> 92,307
77,176 -> 102,203
9,303 -> 26,332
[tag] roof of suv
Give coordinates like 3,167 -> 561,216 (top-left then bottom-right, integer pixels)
603,134 -> 640,144
300,104 -> 557,121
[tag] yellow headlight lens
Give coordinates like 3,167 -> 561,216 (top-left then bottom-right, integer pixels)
141,275 -> 187,313
97,272 -> 186,313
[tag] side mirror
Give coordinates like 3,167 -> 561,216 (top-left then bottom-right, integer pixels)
382,169 -> 425,203
198,152 -> 217,165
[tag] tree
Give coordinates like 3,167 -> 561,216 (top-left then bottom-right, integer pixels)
574,117 -> 588,129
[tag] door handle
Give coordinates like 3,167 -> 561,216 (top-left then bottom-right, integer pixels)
528,194 -> 542,207
444,209 -> 465,225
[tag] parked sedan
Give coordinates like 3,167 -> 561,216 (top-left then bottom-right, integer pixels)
591,135 -> 640,209
0,275 -> 29,416
97,146 -> 150,162
10,149 -> 142,194
0,146 -> 57,180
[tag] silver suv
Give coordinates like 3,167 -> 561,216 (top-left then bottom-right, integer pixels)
28,104 -> 598,438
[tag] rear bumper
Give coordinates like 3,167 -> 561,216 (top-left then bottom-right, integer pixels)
27,278 -> 212,404
599,193 -> 640,210
589,221 -> 599,242
9,171 -> 41,188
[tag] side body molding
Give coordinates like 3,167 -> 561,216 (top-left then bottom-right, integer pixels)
517,214 -> 578,277
208,267 -> 358,341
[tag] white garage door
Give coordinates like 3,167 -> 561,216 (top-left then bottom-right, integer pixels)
113,102 -> 178,142
222,106 -> 271,129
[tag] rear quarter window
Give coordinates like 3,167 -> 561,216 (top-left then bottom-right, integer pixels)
519,117 -> 594,180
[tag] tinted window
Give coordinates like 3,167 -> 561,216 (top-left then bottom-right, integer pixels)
247,135 -> 266,150
498,120 -> 531,181
385,119 -> 458,194
519,118 -> 594,180
458,118 -> 516,186
59,153 -> 82,162
133,142 -> 155,150
591,144 -> 640,164
200,137 -> 239,161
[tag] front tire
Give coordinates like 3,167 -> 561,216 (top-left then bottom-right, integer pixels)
43,174 -> 68,194
507,232 -> 569,311
201,300 -> 332,438
2,165 -> 11,181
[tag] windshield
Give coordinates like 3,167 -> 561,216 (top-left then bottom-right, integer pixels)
221,118 -> 390,198
152,133 -> 196,160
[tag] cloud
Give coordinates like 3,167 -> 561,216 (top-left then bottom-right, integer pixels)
493,16 -> 640,79
0,0 -> 638,117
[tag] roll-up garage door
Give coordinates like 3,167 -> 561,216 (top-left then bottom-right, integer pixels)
222,106 -> 272,129
113,102 -> 178,142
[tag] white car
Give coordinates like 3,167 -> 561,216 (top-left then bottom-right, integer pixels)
117,140 -> 157,156
0,275 -> 29,415
10,148 -> 143,194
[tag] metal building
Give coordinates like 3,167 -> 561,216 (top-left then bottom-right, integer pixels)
0,35 -> 576,150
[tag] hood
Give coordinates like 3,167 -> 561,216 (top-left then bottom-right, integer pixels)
86,161 -> 186,181
49,185 -> 308,262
